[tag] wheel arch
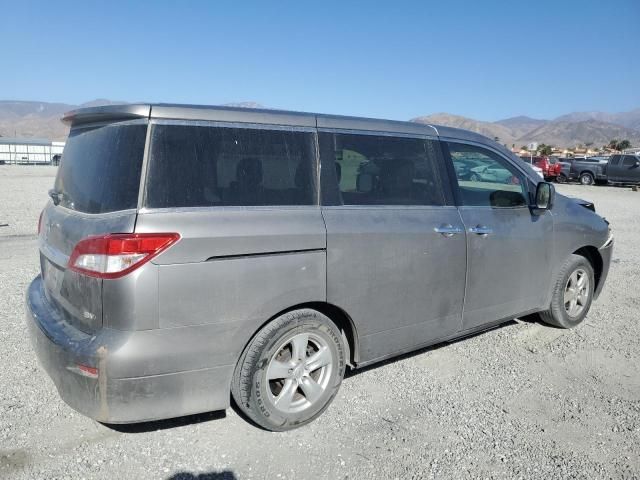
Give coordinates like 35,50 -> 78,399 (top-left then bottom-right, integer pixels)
236,302 -> 360,371
573,246 -> 603,291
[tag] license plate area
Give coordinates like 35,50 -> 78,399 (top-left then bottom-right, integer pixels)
42,257 -> 65,298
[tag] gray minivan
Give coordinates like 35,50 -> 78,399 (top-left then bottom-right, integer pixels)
27,104 -> 613,431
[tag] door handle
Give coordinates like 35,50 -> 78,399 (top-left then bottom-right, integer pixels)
469,225 -> 493,236
434,224 -> 464,237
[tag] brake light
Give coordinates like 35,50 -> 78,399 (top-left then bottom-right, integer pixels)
68,233 -> 180,279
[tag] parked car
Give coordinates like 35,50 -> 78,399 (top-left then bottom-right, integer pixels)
519,155 -> 562,181
469,164 -> 516,184
453,158 -> 485,180
27,104 -> 613,431
606,154 -> 640,184
569,157 -> 609,185
554,157 -> 572,183
518,156 -> 545,178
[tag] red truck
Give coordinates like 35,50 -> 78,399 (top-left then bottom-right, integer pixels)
519,155 -> 562,181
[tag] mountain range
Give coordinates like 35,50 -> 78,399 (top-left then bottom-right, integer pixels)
412,110 -> 640,148
1,99 -> 639,148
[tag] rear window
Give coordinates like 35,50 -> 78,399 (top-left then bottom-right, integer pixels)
54,123 -> 147,213
145,124 -> 317,208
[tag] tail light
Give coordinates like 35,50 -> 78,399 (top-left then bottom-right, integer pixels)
68,233 -> 180,279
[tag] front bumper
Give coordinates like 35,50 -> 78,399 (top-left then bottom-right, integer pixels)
26,276 -> 234,423
594,234 -> 614,299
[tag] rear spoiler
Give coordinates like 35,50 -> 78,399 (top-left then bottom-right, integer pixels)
62,104 -> 151,128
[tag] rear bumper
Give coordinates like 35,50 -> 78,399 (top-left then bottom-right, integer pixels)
26,276 -> 234,423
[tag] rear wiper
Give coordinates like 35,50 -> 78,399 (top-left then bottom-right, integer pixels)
48,189 -> 62,205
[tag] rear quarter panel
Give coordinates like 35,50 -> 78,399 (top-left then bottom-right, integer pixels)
134,207 -> 327,363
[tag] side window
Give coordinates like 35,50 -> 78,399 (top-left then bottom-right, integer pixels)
610,155 -> 621,165
318,132 -> 444,206
447,142 -> 527,208
622,155 -> 638,167
145,124 -> 316,208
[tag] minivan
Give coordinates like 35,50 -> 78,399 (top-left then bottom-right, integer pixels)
27,104 -> 613,431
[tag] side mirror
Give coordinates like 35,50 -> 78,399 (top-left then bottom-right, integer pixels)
532,182 -> 555,213
635,160 -> 640,168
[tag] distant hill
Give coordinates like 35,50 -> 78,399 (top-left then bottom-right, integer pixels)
412,113 -> 517,144
1,99 -> 639,148
0,99 -> 264,141
553,108 -> 640,131
517,119 -> 640,147
494,116 -> 548,139
412,108 -> 640,148
0,100 -> 76,140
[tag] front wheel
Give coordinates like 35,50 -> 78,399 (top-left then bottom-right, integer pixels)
538,254 -> 595,329
231,309 -> 346,431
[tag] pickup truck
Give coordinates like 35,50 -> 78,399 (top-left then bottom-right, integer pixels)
607,154 -> 640,184
567,157 -> 609,185
561,154 -> 640,185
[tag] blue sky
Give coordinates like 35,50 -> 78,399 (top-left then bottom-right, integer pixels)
2,0 -> 639,121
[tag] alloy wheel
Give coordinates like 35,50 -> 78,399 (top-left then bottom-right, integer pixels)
265,333 -> 334,414
564,268 -> 590,318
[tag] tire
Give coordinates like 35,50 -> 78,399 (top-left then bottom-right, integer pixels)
231,309 -> 346,431
470,173 -> 480,182
538,254 -> 595,329
579,172 -> 594,185
556,174 -> 567,184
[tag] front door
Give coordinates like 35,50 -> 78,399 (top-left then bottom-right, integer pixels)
607,155 -> 622,181
617,155 -> 640,183
444,141 -> 553,330
319,131 -> 467,363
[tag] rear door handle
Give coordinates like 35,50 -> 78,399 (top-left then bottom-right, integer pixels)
469,225 -> 493,236
434,224 -> 464,237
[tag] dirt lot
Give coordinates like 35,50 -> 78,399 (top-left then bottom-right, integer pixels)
1,166 -> 639,479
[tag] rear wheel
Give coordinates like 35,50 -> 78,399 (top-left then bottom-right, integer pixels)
538,254 -> 594,329
231,309 -> 346,431
556,174 -> 567,184
579,172 -> 594,185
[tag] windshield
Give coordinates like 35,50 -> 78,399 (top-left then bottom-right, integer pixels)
53,122 -> 147,213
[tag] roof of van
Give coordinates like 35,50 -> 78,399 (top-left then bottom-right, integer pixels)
61,103 -> 495,146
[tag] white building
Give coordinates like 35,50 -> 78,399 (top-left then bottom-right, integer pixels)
0,138 -> 65,164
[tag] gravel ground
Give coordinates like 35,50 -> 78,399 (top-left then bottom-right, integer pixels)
1,166 -> 639,479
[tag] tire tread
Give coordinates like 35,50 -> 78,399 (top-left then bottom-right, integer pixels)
538,254 -> 594,329
231,309 -> 344,431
